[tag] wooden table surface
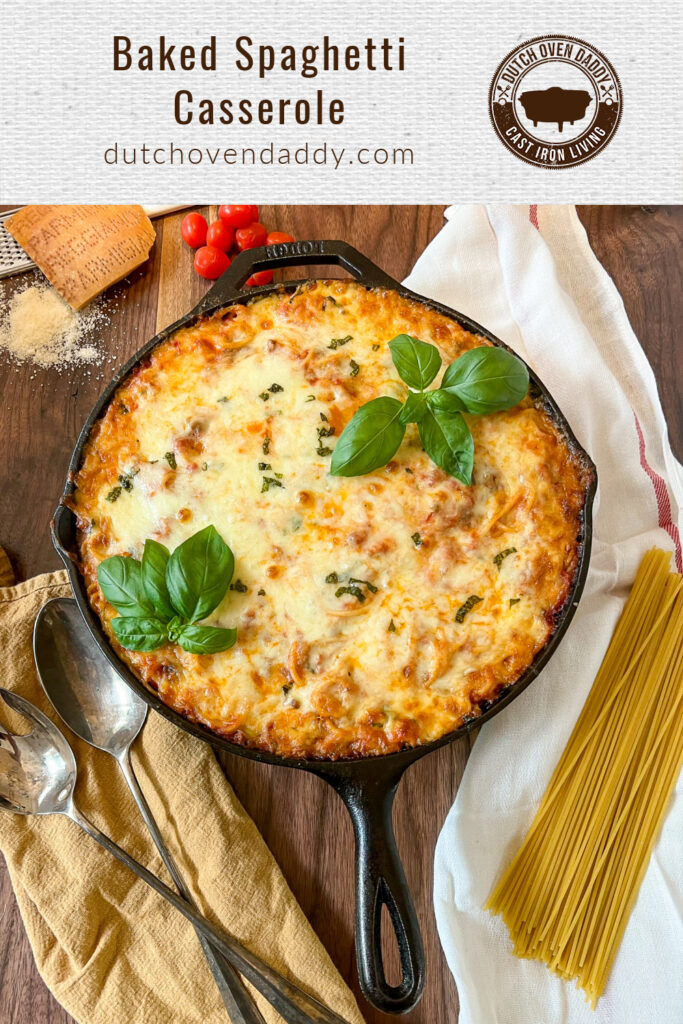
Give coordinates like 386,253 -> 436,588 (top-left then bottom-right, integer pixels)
0,205 -> 680,1024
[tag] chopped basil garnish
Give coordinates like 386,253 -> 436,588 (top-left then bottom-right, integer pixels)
335,585 -> 366,602
509,597 -> 521,607
328,335 -> 352,350
257,588 -> 266,596
455,595 -> 483,623
261,476 -> 284,492
229,579 -> 248,593
164,451 -> 177,470
349,359 -> 360,377
118,470 -> 137,491
259,391 -> 270,401
268,383 -> 284,393
494,547 -> 517,570
305,395 -> 316,402
106,486 -> 122,503
411,532 -> 422,547
217,396 -> 229,404
349,577 -> 378,594
372,343 -> 380,351
327,573 -> 377,598
258,462 -> 271,471
388,618 -> 396,632
262,436 -> 271,454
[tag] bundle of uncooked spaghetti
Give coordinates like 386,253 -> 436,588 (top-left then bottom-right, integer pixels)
486,548 -> 683,1007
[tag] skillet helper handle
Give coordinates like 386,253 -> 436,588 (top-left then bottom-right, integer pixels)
333,769 -> 425,1014
192,240 -> 400,315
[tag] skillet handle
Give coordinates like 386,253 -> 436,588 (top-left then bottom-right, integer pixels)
192,240 -> 400,315
326,766 -> 425,1014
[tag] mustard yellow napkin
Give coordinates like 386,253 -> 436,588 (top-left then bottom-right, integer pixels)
0,568 -> 364,1024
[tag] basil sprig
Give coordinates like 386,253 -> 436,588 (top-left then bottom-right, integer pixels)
330,335 -> 528,485
97,525 -> 238,654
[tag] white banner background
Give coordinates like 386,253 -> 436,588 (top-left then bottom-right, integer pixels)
1,0 -> 680,201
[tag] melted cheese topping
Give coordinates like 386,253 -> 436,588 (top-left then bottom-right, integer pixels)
71,281 -> 592,759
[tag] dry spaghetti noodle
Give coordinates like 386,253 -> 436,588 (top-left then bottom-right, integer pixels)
486,548 -> 683,1007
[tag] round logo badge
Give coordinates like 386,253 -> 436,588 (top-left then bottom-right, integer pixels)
489,35 -> 622,168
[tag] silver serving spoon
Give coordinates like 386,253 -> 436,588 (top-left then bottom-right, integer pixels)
0,688 -> 350,1024
33,598 -> 264,1024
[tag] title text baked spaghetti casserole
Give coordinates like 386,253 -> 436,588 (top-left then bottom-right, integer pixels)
68,280 -> 593,759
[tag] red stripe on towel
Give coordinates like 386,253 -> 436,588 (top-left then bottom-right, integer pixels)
634,413 -> 682,570
529,205 -> 539,230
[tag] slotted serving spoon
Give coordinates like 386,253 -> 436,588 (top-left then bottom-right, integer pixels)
0,688 -> 350,1024
33,597 -> 264,1024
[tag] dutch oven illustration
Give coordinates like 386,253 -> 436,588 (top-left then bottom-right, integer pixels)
518,86 -> 592,132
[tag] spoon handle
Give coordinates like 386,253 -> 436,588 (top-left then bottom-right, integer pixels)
67,803 -> 350,1024
118,749 -> 266,1024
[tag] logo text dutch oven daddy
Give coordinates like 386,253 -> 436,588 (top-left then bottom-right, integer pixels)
489,35 -> 622,169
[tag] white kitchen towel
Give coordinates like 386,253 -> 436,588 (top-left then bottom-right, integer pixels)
404,205 -> 683,1024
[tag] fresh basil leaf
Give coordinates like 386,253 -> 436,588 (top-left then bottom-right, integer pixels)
399,391 -> 429,425
440,347 -> 529,414
427,387 -> 467,414
330,397 -> 405,477
141,540 -> 175,621
418,405 -> 474,485
111,616 -> 169,652
176,624 -> 238,655
97,556 -> 155,617
389,334 -> 442,390
166,525 -> 235,623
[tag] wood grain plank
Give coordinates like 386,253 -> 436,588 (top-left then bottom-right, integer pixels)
0,204 -> 680,1024
0,220 -> 165,581
155,207 -> 216,333
0,865 -> 72,1023
576,205 -> 682,457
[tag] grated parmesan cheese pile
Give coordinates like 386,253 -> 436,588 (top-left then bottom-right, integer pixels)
0,283 -> 108,369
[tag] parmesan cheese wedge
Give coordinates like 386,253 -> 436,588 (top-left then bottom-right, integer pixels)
5,205 -> 156,309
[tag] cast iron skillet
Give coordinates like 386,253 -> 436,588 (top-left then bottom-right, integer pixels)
52,240 -> 596,1015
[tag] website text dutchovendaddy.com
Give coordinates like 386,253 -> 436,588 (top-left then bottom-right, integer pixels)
103,140 -> 415,170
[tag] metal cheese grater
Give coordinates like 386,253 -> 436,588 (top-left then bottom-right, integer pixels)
0,208 -> 35,280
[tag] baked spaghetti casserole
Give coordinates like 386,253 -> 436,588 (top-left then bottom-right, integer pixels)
68,280 -> 592,759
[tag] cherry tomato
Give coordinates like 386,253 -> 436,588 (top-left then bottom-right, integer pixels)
266,231 -> 295,245
206,220 -> 234,252
218,205 -> 258,229
235,222 -> 268,251
194,246 -> 230,280
180,212 -> 208,248
246,270 -> 274,287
